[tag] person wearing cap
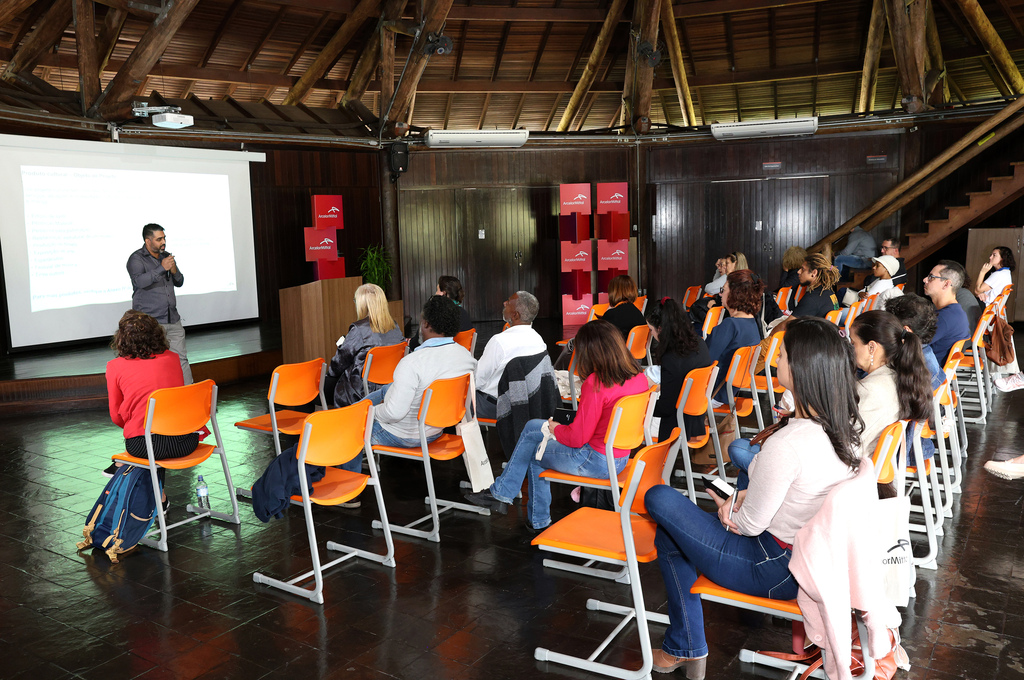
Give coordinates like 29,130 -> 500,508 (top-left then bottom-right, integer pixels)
923,259 -> 971,365
840,255 -> 903,312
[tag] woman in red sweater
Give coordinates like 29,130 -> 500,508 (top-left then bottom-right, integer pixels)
105,311 -> 197,495
465,320 -> 649,531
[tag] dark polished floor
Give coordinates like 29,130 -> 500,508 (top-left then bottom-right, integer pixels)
1,374 -> 1023,679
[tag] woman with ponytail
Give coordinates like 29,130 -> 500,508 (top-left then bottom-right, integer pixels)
645,318 -> 861,677
792,252 -> 841,318
849,311 -> 933,462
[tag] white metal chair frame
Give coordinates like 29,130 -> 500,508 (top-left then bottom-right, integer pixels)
717,345 -> 765,437
671,365 -> 727,501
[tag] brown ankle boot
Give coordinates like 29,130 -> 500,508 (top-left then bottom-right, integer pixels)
651,649 -> 707,679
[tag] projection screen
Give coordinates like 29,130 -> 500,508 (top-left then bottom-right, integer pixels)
0,134 -> 264,348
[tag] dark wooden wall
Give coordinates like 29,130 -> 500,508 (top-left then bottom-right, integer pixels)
249,148 -> 383,322
396,148 -> 633,322
646,132 -> 905,299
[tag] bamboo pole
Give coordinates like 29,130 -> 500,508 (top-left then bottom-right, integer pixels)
660,0 -> 695,126
556,0 -> 628,131
952,0 -> 1024,93
857,0 -> 886,112
631,0 -> 663,127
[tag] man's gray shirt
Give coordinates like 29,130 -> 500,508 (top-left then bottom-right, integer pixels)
127,246 -> 183,324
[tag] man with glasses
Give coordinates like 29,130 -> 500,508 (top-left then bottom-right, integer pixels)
861,238 -> 906,287
923,260 -> 971,364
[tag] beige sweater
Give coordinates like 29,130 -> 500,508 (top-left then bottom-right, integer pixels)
736,419 -> 857,544
856,366 -> 899,460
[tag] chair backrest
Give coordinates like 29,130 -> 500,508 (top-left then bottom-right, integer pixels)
453,329 -> 476,354
625,324 -> 651,361
895,283 -> 905,291
419,373 -> 472,429
825,308 -> 843,325
702,305 -> 724,339
621,429 -> 680,514
298,399 -> 372,467
269,358 -> 325,406
971,310 -> 994,347
683,285 -> 702,310
677,363 -> 719,417
776,286 -> 792,313
148,379 -> 215,436
945,339 -> 966,373
726,345 -> 758,390
793,284 -> 807,303
764,331 -> 784,370
363,340 -> 409,386
605,387 -> 656,451
634,295 -> 647,313
865,294 -> 879,311
588,303 -> 610,321
870,420 -> 906,485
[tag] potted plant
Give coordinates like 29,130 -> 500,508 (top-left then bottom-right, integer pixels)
359,244 -> 393,290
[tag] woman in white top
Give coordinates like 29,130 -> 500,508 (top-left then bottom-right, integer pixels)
704,251 -> 748,295
974,246 -> 1015,305
645,318 -> 861,678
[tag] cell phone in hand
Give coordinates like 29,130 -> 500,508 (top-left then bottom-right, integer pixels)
702,477 -> 735,501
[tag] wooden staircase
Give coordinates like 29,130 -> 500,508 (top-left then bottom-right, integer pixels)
902,161 -> 1024,266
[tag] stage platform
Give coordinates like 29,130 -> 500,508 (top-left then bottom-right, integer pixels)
0,321 -> 282,417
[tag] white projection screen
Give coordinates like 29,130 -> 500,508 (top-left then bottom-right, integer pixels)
0,134 -> 264,348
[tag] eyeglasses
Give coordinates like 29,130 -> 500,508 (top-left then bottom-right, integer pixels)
924,274 -> 948,281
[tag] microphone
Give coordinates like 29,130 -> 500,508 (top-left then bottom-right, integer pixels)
162,251 -> 172,280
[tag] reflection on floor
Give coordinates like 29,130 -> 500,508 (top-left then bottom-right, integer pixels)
0,376 -> 1022,679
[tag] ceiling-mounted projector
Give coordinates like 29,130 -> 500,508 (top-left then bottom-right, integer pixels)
131,101 -> 195,129
425,129 -> 529,148
711,116 -> 817,140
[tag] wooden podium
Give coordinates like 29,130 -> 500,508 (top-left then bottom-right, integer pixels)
279,277 -> 405,364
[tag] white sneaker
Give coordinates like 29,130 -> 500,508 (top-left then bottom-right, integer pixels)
994,373 -> 1024,392
984,459 -> 1024,480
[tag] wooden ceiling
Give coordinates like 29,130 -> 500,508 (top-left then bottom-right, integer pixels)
1,0 -> 1023,140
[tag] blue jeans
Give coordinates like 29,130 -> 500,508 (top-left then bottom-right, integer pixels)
834,254 -> 872,280
490,418 -> 628,529
727,439 -> 760,491
645,484 -> 797,658
339,384 -> 433,472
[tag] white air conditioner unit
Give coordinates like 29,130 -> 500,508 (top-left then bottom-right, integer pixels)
710,117 -> 818,141
425,129 -> 529,148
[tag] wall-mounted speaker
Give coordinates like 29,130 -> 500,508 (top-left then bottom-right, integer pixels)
388,142 -> 409,174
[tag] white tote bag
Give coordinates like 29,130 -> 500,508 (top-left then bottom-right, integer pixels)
459,375 -> 494,493
878,495 -> 914,608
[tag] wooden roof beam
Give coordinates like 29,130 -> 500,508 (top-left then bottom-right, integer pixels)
340,0 -> 408,108
556,0 -> 627,131
883,0 -> 928,113
284,12 -> 332,74
96,6 -> 127,71
952,0 -> 1024,93
925,3 -> 949,105
630,0 -> 663,130
73,0 -> 100,113
92,0 -> 200,118
660,0 -> 695,126
993,0 -> 1024,37
382,0 -> 456,131
242,6 -> 288,72
1,0 -> 72,85
282,0 -> 380,105
857,0 -> 886,112
93,0 -> 159,18
0,0 -> 41,32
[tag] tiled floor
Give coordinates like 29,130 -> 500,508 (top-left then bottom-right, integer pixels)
0,376 -> 1022,679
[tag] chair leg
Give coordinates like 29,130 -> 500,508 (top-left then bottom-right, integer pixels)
327,475 -> 396,568
910,461 -> 939,571
253,497 -> 331,604
144,464 -> 168,553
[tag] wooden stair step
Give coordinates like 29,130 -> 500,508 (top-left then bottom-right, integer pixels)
1011,161 -> 1024,166
966,191 -> 992,197
988,175 -> 1015,182
944,205 -> 970,211
924,220 -> 949,226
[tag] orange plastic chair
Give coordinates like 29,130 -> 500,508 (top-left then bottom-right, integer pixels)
235,358 -> 328,457
870,420 -> 907,486
903,422 -> 940,570
713,344 -> 765,437
825,309 -> 843,326
453,328 -> 477,355
371,373 -> 489,542
671,363 -> 724,500
362,340 -> 409,396
682,285 -> 703,311
588,302 -> 610,322
752,332 -> 786,420
252,400 -> 395,603
532,432 -> 679,679
702,305 -> 724,339
775,286 -> 793,313
634,295 -> 647,314
943,340 -> 969,455
625,323 -> 652,364
955,310 -> 995,423
793,284 -> 807,304
110,380 -> 240,553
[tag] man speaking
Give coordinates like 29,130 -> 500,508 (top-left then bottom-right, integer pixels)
127,223 -> 192,383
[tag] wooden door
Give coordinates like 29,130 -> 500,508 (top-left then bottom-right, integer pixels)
761,176 -> 831,291
966,227 -> 1023,322
649,182 -> 705,301
705,180 -> 764,283
397,188 -> 461,324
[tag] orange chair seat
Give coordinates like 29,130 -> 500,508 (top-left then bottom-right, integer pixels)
906,458 -> 933,475
112,443 -> 215,470
714,396 -> 754,418
291,468 -> 369,506
532,507 -> 658,562
374,433 -> 466,461
539,466 -> 628,487
479,417 -> 497,426
690,575 -> 802,617
752,375 -> 784,393
556,339 -> 569,346
235,410 -> 308,436
686,427 -> 711,449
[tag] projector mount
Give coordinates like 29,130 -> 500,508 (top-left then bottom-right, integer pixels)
131,102 -> 195,129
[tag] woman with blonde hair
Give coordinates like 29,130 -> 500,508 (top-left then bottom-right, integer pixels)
779,246 -> 807,290
325,283 -> 404,408
792,252 -> 840,318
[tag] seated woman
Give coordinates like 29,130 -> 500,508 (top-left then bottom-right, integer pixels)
646,298 -> 712,444
885,294 -> 943,390
410,275 -> 472,350
704,252 -> 747,296
597,274 -> 646,339
464,320 -> 648,531
778,246 -> 807,291
791,252 -> 840,318
850,311 -> 932,465
325,283 -> 404,408
645,318 -> 862,677
974,246 -> 1015,306
706,269 -> 764,405
105,310 -> 197,506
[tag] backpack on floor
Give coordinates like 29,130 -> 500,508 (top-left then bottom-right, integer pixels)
77,466 -> 157,563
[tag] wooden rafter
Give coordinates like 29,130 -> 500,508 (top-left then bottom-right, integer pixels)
382,0 -> 455,130
632,0 -> 663,128
285,12 -> 332,75
181,0 -> 245,99
1,0 -> 72,86
952,0 -> 1024,93
557,0 -> 627,131
96,6 -> 127,72
340,0 -> 408,108
92,0 -> 200,118
92,0 -> 158,18
925,3 -> 948,105
0,0 -> 41,31
282,0 -> 381,106
980,55 -> 1012,96
73,0 -> 100,112
243,7 -> 288,72
660,0 -> 695,126
811,2 -> 820,115
857,0 -> 886,113
993,0 -> 1024,36
883,0 -> 929,112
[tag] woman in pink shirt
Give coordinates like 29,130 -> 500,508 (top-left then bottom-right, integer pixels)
644,318 -> 862,679
465,320 -> 648,531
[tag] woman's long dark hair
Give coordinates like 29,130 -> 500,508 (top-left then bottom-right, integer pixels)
574,319 -> 641,389
851,311 -> 932,422
646,298 -> 700,363
783,317 -> 863,468
992,246 -> 1017,273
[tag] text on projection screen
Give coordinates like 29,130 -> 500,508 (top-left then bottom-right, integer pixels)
22,166 -> 238,313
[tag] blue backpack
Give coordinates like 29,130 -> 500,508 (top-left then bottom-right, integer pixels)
77,466 -> 157,563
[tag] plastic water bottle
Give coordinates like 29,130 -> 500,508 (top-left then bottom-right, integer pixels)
196,475 -> 210,510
